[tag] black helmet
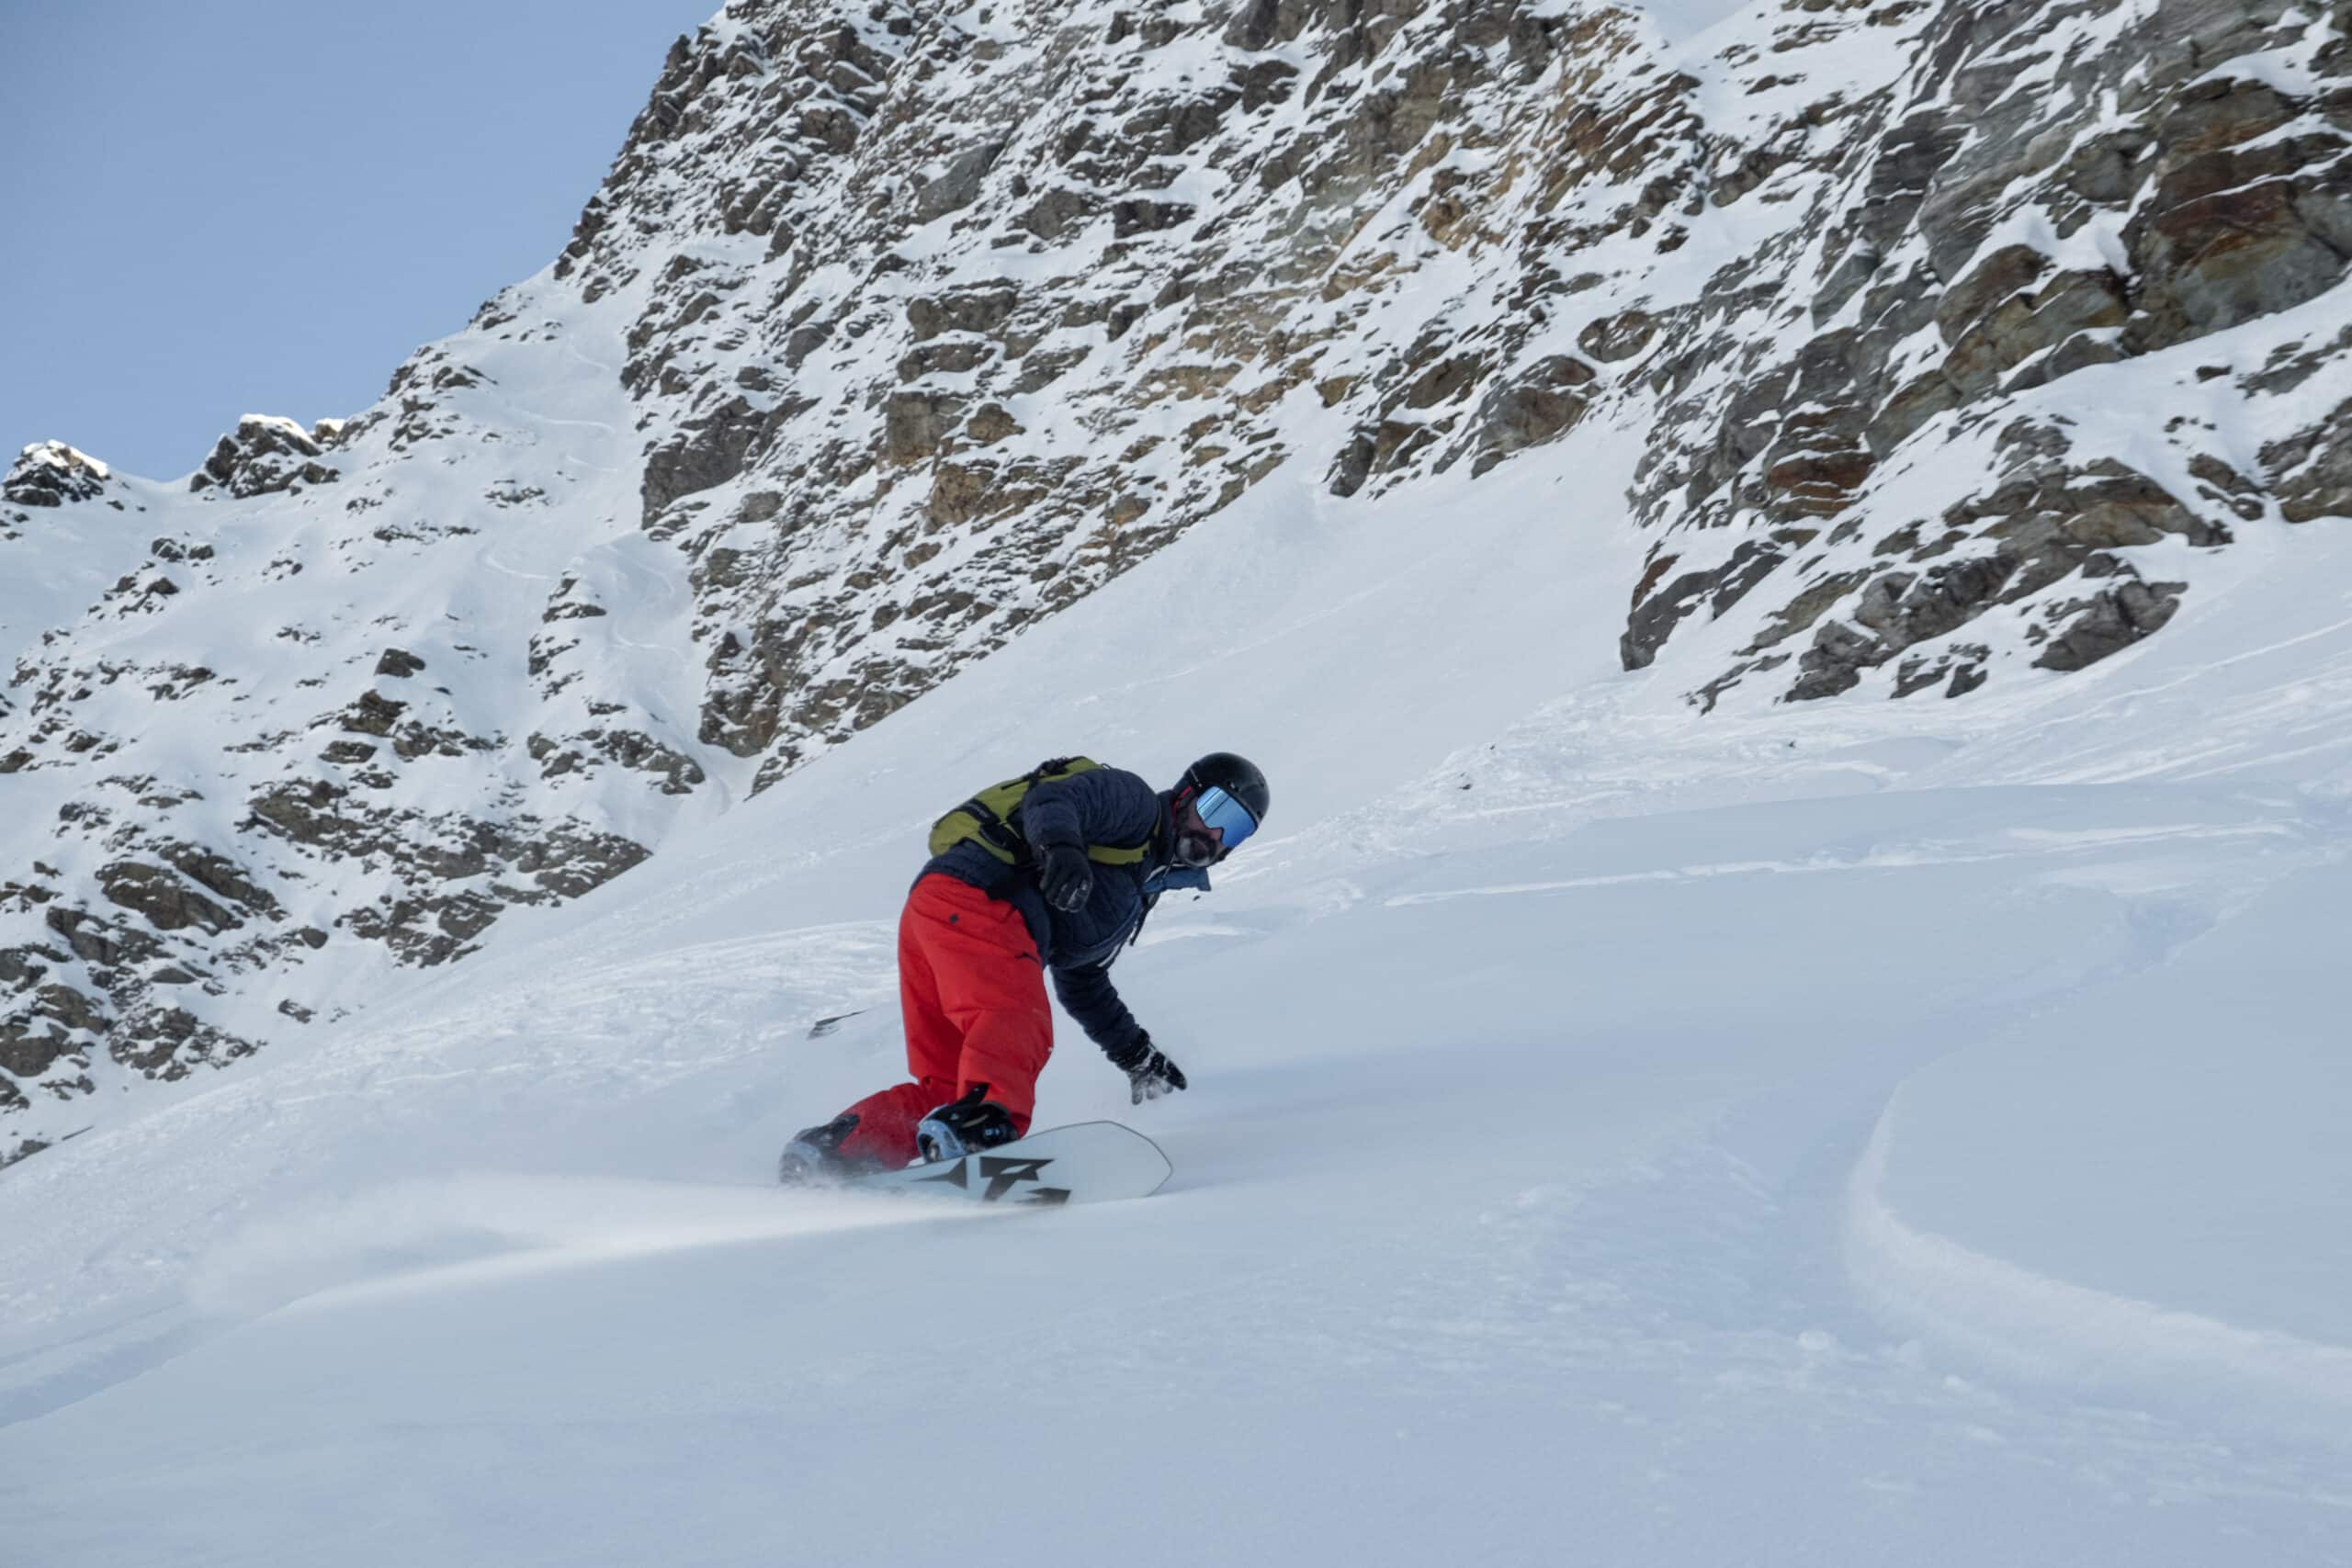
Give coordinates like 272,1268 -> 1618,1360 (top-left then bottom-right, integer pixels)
1178,751 -> 1270,827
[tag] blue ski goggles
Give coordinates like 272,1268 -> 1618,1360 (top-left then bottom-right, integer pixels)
1193,785 -> 1261,853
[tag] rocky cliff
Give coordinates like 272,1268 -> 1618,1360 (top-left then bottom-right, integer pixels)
5,0 -> 2346,1164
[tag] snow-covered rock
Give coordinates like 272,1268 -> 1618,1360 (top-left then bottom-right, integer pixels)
0,314 -> 707,1161
4,441 -> 114,511
187,414 -> 344,500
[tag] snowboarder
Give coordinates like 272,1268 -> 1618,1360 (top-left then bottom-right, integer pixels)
778,751 -> 1270,1180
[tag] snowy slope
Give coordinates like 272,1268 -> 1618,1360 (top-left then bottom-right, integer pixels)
6,0 -> 2352,1559
3,418 -> 2350,1564
12,0 -> 2351,1166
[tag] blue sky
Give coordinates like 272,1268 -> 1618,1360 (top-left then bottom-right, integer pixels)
3,0 -> 720,479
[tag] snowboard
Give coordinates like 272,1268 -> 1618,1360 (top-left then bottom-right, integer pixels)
854,1121 -> 1172,1207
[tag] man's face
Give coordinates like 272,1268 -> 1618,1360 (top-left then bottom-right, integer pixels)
1173,796 -> 1224,869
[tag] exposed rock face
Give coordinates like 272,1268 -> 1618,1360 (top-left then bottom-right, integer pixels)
6,0 -> 2348,1162
2265,394 -> 2352,522
571,0 -> 2349,745
1760,444 -> 2228,702
1612,0 -> 2352,701
567,0 -> 1718,785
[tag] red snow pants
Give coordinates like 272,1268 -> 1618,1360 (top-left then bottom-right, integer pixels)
833,874 -> 1053,1168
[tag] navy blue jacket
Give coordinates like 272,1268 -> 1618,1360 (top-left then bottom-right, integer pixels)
920,764 -> 1209,1056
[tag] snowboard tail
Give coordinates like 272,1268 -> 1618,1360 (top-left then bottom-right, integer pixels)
853,1121 -> 1171,1206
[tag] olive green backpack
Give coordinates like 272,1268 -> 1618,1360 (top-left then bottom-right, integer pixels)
928,756 -> 1155,868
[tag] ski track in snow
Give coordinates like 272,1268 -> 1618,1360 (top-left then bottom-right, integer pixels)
6,685 -> 2352,1564
1381,818 -> 2302,907
1847,1112 -> 2352,1437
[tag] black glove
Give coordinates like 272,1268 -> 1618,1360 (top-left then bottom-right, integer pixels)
1105,1032 -> 1187,1105
1037,842 -> 1093,912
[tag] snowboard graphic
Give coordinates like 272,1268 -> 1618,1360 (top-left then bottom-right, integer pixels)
854,1121 -> 1172,1206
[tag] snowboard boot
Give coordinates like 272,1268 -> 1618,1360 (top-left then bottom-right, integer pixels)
913,1084 -> 1021,1163
776,1111 -> 882,1185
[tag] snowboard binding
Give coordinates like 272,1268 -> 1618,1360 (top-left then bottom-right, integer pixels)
776,1111 -> 885,1185
913,1084 -> 1020,1163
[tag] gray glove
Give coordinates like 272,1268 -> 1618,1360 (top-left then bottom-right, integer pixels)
1105,1032 -> 1187,1104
